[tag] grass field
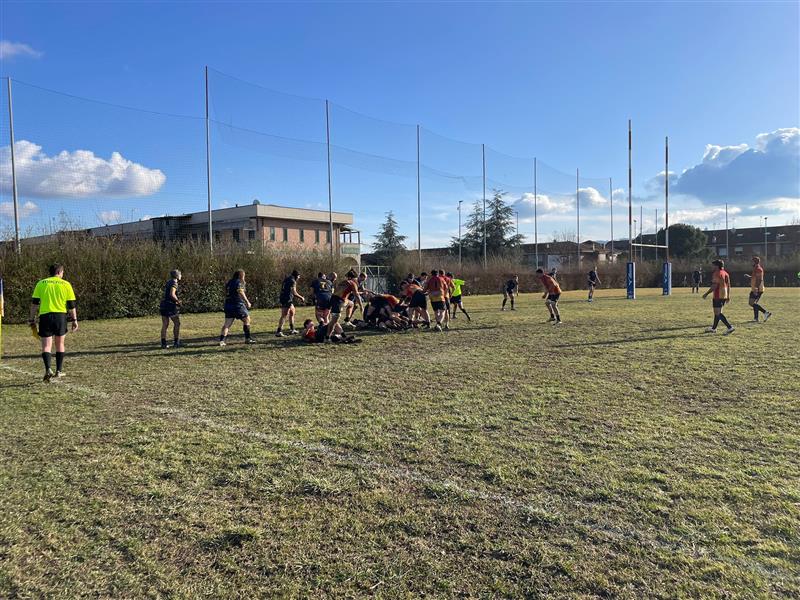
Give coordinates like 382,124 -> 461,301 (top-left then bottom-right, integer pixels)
1,287 -> 798,598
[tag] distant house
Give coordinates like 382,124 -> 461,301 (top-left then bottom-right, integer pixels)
15,202 -> 363,266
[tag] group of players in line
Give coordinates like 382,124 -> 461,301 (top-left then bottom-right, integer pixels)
25,256 -> 773,381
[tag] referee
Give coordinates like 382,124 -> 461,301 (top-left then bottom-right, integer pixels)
29,264 -> 78,382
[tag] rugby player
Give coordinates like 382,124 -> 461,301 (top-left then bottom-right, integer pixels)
424,269 -> 448,331
303,319 -> 361,344
702,259 -> 735,335
276,269 -> 305,337
159,269 -> 184,349
29,264 -> 78,382
501,275 -> 519,311
744,256 -> 772,323
587,267 -> 600,302
327,270 -> 363,341
536,268 -> 562,324
447,273 -> 471,321
691,268 -> 702,294
310,272 -> 334,325
219,270 -> 257,346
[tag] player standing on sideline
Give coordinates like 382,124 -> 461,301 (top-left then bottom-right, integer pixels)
501,275 -> 519,311
276,270 -> 305,337
29,264 -> 78,382
702,259 -> 734,335
691,268 -> 702,293
219,270 -> 257,346
536,268 -> 562,324
159,269 -> 184,349
745,256 -> 772,323
448,273 -> 471,321
587,267 -> 600,302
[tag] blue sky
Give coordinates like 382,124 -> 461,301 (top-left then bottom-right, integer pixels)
1,1 -> 798,249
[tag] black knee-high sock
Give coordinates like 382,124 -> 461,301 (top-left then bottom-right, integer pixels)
243,324 -> 251,339
754,303 -> 766,314
55,352 -> 64,372
753,306 -> 760,319
713,315 -> 721,329
718,313 -> 731,328
161,337 -> 167,346
460,306 -> 471,320
42,352 -> 52,371
510,297 -> 515,308
502,298 -> 507,308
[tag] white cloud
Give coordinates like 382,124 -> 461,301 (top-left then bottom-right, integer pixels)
578,186 -> 608,207
0,140 -> 166,199
0,200 -> 39,218
0,41 -> 43,60
671,206 -> 742,226
671,127 -> 800,203
513,192 -> 573,217
99,210 -> 121,224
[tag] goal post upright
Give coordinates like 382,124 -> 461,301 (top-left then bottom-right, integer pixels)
626,119 -> 635,299
663,135 -> 672,296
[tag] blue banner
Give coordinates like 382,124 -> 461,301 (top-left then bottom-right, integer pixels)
626,262 -> 636,299
662,262 -> 672,296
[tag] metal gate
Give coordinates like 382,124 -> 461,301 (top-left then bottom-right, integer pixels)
360,265 -> 390,294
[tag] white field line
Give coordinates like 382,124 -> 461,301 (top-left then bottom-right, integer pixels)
0,362 -> 786,580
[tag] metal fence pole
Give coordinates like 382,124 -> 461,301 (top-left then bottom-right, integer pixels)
204,67 -> 213,251
482,143 -> 487,269
534,158 -> 539,268
7,78 -> 21,254
325,100 -> 334,257
417,125 -> 421,269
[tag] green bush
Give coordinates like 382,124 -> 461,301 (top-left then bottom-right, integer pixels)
0,236 -> 349,323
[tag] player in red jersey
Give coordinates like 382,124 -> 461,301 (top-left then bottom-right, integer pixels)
702,259 -> 734,334
535,268 -> 562,324
744,256 -> 772,323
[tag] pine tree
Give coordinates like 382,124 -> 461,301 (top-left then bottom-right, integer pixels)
486,190 -> 524,255
372,211 -> 407,263
450,199 -> 484,259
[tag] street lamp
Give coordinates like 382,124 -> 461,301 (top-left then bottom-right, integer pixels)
764,217 -> 768,262
458,200 -> 463,268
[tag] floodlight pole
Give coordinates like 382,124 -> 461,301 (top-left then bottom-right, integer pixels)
764,217 -> 768,262
628,120 -> 633,259
534,158 -> 539,268
725,203 -> 729,259
325,100 -> 334,257
640,205 -> 643,261
655,208 -> 658,261
6,78 -> 20,254
482,143 -> 487,270
417,125 -> 422,269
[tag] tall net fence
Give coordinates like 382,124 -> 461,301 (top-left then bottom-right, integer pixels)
5,69 -> 785,259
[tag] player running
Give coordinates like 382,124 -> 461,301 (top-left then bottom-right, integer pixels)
501,275 -> 519,311
159,269 -> 184,349
219,270 -> 257,346
702,259 -> 734,335
448,273 -> 471,321
745,256 -> 772,323
29,264 -> 78,382
587,268 -> 600,302
536,268 -> 562,324
691,268 -> 702,293
276,269 -> 305,337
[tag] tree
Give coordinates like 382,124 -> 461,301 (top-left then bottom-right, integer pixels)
372,211 -> 407,264
656,223 -> 711,259
485,190 -> 524,254
450,199 -> 484,259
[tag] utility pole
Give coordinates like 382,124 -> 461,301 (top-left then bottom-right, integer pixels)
416,124 -> 422,269
534,158 -> 539,268
458,200 -> 463,268
764,217 -> 768,262
325,100 -> 334,257
482,143 -> 487,269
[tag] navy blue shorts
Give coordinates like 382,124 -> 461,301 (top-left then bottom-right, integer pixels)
316,295 -> 332,310
159,302 -> 179,317
224,304 -> 249,320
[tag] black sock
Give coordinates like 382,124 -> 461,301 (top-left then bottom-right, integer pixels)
219,334 -> 225,342
753,306 -> 759,320
55,352 -> 64,372
502,298 -> 507,308
510,299 -> 515,308
718,314 -> 731,328
161,338 -> 167,346
41,352 -> 52,372
243,325 -> 251,340
713,315 -> 720,329
755,304 -> 766,314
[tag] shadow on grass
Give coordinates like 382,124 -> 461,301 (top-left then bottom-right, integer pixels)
555,331 -> 699,348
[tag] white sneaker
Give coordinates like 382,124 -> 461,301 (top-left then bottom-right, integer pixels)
763,311 -> 772,323
288,329 -> 299,335
724,327 -> 735,336
219,340 -> 227,346
434,324 -> 442,332
706,327 -> 717,334
275,331 -> 286,338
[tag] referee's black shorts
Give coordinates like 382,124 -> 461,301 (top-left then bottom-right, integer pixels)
38,312 -> 68,337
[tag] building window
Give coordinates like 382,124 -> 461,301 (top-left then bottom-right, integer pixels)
232,229 -> 240,243
248,229 -> 256,241
315,230 -> 320,244
734,246 -> 744,255
299,229 -> 305,243
283,227 -> 289,242
718,247 -> 728,257
326,229 -> 331,244
214,231 -> 221,242
269,227 -> 276,241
